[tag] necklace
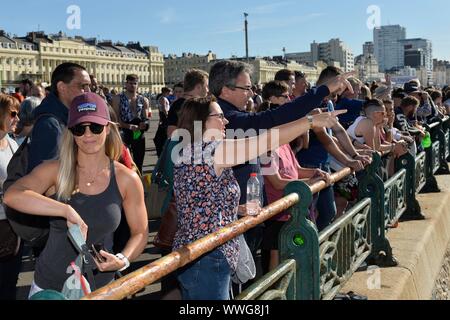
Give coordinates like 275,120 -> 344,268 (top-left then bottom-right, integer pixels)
77,162 -> 109,187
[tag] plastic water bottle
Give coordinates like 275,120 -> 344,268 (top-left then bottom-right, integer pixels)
246,173 -> 261,216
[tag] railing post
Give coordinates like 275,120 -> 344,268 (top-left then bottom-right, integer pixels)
421,124 -> 441,193
358,152 -> 398,267
395,153 -> 423,219
434,120 -> 450,174
279,181 -> 320,300
443,117 -> 450,162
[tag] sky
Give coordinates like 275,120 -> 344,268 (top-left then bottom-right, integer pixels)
1,0 -> 449,60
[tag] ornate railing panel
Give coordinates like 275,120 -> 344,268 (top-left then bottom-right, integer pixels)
383,169 -> 407,226
317,198 -> 372,300
445,130 -> 450,159
236,259 -> 296,300
432,141 -> 441,174
415,152 -> 426,193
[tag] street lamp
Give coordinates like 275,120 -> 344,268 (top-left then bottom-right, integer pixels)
244,13 -> 249,63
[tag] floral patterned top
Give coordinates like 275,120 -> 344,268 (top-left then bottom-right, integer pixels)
173,141 -> 240,271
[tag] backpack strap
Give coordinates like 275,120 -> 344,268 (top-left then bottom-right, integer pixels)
152,139 -> 171,188
152,139 -> 180,214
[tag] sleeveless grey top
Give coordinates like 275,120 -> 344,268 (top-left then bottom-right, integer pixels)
34,161 -> 123,291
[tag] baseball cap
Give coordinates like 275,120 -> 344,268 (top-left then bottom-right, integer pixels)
68,92 -> 110,128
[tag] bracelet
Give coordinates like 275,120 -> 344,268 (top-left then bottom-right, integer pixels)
116,253 -> 130,272
307,115 -> 314,130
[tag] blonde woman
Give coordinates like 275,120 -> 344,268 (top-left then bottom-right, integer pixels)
4,92 -> 148,297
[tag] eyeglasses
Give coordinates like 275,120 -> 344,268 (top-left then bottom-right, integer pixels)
231,85 -> 253,92
70,123 -> 106,137
10,111 -> 18,118
209,113 -> 225,120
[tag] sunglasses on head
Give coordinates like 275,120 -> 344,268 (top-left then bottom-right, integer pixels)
70,123 -> 106,137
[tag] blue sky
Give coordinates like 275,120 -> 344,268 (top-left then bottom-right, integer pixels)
1,0 -> 449,60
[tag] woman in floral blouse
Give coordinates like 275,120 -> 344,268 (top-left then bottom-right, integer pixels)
172,96 -> 345,300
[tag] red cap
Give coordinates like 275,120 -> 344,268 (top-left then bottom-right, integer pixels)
68,92 -> 111,128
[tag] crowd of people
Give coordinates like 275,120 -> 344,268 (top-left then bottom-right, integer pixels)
1,59 -> 450,301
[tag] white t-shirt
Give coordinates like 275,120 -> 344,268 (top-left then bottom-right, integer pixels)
0,136 -> 18,220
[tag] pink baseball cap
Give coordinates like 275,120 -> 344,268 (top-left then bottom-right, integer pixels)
68,92 -> 111,128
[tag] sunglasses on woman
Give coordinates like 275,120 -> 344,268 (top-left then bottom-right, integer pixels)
70,123 -> 106,137
10,111 -> 18,118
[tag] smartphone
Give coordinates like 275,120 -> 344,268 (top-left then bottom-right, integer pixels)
91,244 -> 107,263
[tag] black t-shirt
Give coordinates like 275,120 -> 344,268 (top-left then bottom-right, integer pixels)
167,98 -> 186,127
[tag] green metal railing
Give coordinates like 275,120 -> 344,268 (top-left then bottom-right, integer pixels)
414,152 -> 427,194
422,122 -> 444,192
443,117 -> 450,162
427,127 -> 440,176
318,198 -> 372,300
83,118 -> 450,301
383,169 -> 407,226
236,259 -> 296,300
358,153 -> 394,266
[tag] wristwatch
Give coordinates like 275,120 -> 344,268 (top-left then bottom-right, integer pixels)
116,253 -> 130,272
307,115 -> 314,130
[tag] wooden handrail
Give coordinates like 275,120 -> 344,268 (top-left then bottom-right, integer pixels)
309,168 -> 353,195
